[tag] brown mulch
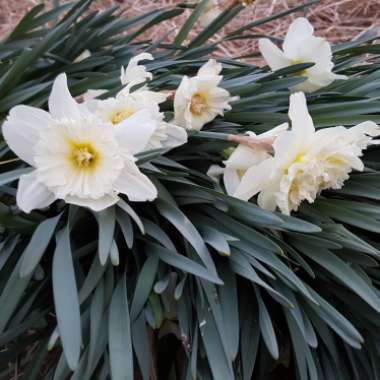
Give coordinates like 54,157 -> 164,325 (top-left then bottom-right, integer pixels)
0,0 -> 379,59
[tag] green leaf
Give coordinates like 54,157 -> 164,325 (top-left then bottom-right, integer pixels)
117,199 -> 145,234
157,199 -> 217,273
255,287 -> 279,359
0,254 -> 33,333
147,242 -> 223,285
97,207 -> 116,265
132,313 -> 151,380
86,281 -> 104,377
219,263 -> 239,359
174,0 -> 210,46
0,0 -> 92,95
0,167 -> 32,186
189,5 -> 243,48
293,241 -> 380,312
19,213 -> 62,277
130,255 -> 159,320
197,298 -> 235,380
52,227 -> 81,371
109,274 -> 133,380
240,298 -> 259,380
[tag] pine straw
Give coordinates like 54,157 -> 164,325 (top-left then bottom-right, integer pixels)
1,0 -> 379,60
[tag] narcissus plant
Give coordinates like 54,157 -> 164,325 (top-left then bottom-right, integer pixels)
2,1 -> 380,380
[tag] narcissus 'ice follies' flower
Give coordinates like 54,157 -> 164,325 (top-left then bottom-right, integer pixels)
174,59 -> 237,130
258,17 -> 347,93
120,52 -> 154,90
230,92 -> 380,214
83,53 -> 187,150
199,0 -> 222,27
222,125 -> 288,195
2,74 -> 158,213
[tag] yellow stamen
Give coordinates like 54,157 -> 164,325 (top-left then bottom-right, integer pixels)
110,108 -> 135,125
291,59 -> 308,76
69,142 -> 99,170
326,156 -> 344,165
237,169 -> 246,178
284,153 -> 306,174
190,93 -> 209,116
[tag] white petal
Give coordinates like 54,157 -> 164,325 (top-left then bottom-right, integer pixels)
234,158 -> 275,201
65,194 -> 120,212
114,162 -> 157,202
257,184 -> 278,211
297,37 -> 332,66
3,105 -> 52,166
160,123 -> 188,149
225,144 -> 270,170
83,88 -> 107,102
80,89 -> 109,115
198,59 -> 222,77
288,92 -> 315,138
260,123 -> 289,138
174,76 -> 192,128
223,168 -> 241,195
351,121 -> 380,137
258,39 -> 291,71
207,165 -> 224,182
293,70 -> 346,93
48,73 -> 82,119
114,109 -> 158,154
17,171 -> 56,213
283,17 -> 314,57
120,53 -> 153,87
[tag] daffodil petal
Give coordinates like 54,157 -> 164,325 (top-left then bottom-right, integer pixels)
48,73 -> 82,120
234,158 -> 275,201
114,110 -> 158,154
65,194 -> 120,212
114,162 -> 157,202
2,105 -> 52,166
17,171 -> 56,213
283,17 -> 314,57
197,59 -> 222,77
288,92 -> 315,138
258,39 -> 291,71
225,144 -> 270,170
257,184 -> 278,211
160,123 -> 188,149
223,168 -> 241,196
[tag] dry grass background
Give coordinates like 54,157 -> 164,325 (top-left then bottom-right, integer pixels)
0,0 -> 379,59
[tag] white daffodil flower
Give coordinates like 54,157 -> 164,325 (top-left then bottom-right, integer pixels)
199,0 -> 222,27
2,73 -> 158,213
232,92 -> 380,215
223,124 -> 288,195
120,52 -> 154,90
82,53 -> 188,150
174,59 -> 236,131
259,17 -> 347,93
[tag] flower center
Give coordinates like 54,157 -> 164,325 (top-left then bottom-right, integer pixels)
190,93 -> 209,116
70,143 -> 98,170
110,108 -> 135,125
291,59 -> 308,76
284,153 -> 306,174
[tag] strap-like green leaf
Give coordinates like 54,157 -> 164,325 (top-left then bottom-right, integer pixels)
52,227 -> 81,371
109,274 -> 133,380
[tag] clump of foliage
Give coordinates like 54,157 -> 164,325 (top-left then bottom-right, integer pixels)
1,1 -> 380,379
